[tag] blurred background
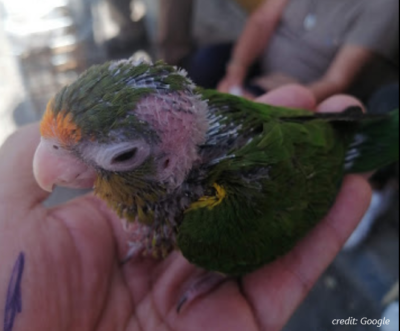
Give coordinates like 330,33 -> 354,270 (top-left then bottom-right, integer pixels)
0,0 -> 398,329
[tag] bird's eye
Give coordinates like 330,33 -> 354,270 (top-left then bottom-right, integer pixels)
112,148 -> 138,164
88,142 -> 149,172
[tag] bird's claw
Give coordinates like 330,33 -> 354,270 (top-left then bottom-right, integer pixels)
120,242 -> 144,265
177,272 -> 227,313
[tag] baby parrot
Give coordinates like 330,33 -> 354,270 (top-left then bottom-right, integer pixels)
34,59 -> 399,278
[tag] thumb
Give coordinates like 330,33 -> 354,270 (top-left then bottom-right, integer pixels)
0,123 -> 51,211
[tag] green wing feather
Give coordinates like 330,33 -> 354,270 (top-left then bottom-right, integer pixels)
178,91 -> 346,275
178,91 -> 398,275
344,109 -> 399,173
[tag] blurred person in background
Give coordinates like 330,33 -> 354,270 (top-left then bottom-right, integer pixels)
105,0 -> 194,60
157,0 -> 194,65
104,0 -> 148,57
183,0 -> 399,103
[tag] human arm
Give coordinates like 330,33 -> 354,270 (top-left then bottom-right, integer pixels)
157,0 -> 194,65
250,46 -> 374,102
307,45 -> 375,103
309,0 -> 399,103
218,0 -> 290,93
0,86 -> 371,331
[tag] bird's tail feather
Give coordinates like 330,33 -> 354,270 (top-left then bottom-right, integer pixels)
345,109 -> 399,173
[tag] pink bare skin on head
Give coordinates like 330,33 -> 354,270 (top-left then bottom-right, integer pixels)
134,92 -> 209,187
33,90 -> 210,192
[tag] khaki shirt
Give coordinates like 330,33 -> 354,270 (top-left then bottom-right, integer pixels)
261,0 -> 399,98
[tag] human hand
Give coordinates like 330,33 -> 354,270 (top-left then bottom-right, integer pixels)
217,61 -> 247,94
0,85 -> 371,331
252,73 -> 299,92
217,77 -> 243,94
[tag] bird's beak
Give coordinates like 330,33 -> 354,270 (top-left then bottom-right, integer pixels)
33,138 -> 97,192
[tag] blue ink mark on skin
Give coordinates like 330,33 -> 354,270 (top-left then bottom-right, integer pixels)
3,252 -> 25,331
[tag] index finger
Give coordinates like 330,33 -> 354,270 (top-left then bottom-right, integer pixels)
317,94 -> 365,113
256,84 -> 317,110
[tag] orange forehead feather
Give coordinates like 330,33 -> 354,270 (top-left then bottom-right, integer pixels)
40,98 -> 82,145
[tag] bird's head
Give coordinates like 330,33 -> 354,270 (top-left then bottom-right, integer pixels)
33,59 -> 209,213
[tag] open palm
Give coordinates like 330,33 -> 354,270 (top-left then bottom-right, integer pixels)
0,86 -> 371,331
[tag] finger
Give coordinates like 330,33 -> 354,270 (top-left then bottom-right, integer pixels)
243,175 -> 371,331
217,80 -> 232,93
256,84 -> 317,110
317,94 -> 365,113
0,123 -> 50,210
217,83 -> 228,93
317,95 -> 373,180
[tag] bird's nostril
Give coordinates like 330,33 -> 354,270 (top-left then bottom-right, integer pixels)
53,145 -> 59,150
